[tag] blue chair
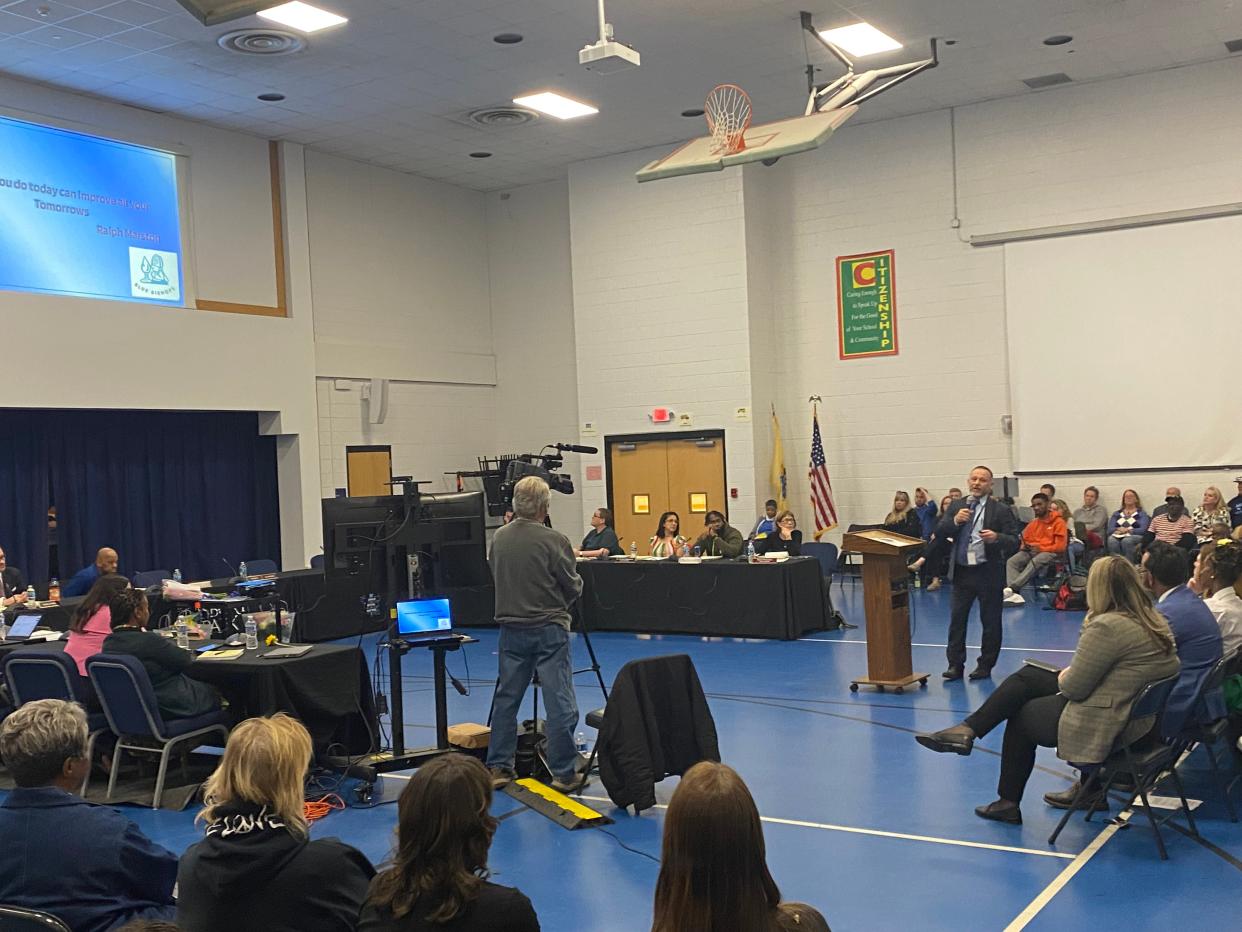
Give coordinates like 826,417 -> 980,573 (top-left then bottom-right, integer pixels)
1048,673 -> 1192,859
132,570 -> 171,588
241,558 -> 278,576
0,905 -> 71,931
309,554 -> 325,571
2,651 -> 109,796
86,654 -> 228,808
801,541 -> 848,629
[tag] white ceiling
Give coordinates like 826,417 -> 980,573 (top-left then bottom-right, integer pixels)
1,0 -> 1240,191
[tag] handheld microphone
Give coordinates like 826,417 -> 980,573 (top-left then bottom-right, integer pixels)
554,443 -> 599,454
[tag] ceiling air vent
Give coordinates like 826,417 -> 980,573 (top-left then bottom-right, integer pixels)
466,106 -> 540,128
1225,38 -> 1242,53
217,29 -> 306,55
1022,72 -> 1072,89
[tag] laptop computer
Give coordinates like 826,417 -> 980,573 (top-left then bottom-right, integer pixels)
394,597 -> 455,643
3,614 -> 41,642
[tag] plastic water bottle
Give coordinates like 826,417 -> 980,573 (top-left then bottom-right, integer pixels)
173,568 -> 182,583
0,616 -> 8,640
746,540 -> 756,564
575,731 -> 588,753
244,615 -> 258,650
238,561 -> 248,580
48,578 -> 60,602
629,542 -> 637,559
24,585 -> 36,604
175,614 -> 190,650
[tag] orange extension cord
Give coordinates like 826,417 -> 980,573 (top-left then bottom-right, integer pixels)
304,793 -> 347,823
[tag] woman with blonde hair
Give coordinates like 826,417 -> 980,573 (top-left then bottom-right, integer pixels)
1192,486 -> 1230,544
882,490 -> 922,540
651,761 -> 829,932
916,556 -> 1180,823
176,714 -> 374,931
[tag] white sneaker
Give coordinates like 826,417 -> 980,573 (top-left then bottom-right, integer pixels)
1003,587 -> 1014,598
1003,592 -> 1026,606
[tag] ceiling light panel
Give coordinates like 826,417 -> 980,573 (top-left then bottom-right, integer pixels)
819,22 -> 902,57
258,2 -> 347,34
512,92 -> 598,120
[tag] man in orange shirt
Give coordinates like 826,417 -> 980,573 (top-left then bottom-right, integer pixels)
1003,493 -> 1067,606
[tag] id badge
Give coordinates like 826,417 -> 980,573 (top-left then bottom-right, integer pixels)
967,550 -> 978,566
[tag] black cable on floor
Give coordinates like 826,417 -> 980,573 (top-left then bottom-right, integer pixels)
597,827 -> 661,864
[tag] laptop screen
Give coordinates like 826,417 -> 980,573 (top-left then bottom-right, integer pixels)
6,614 -> 41,639
395,598 -> 452,637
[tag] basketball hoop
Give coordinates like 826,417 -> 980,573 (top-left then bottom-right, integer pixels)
705,84 -> 751,155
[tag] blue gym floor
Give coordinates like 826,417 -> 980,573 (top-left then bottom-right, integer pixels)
14,582 -> 1242,930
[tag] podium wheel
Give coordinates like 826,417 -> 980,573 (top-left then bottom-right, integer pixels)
895,686 -> 904,694
849,683 -> 859,692
920,678 -> 928,687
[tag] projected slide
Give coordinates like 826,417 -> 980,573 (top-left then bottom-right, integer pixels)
0,114 -> 183,305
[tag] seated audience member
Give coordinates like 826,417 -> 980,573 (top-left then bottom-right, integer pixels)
0,544 -> 28,606
913,487 -> 938,540
1230,475 -> 1242,528
1073,486 -> 1108,548
359,754 -> 539,932
1106,489 -> 1149,562
576,507 -> 623,558
1192,486 -> 1230,544
910,494 -> 955,591
650,511 -> 687,558
750,500 -> 779,539
1151,485 -> 1182,519
882,491 -> 923,540
178,715 -> 373,932
757,511 -> 801,555
694,511 -> 745,558
1052,499 -> 1084,567
501,507 -> 514,525
1039,483 -> 1056,500
1146,495 -> 1196,550
63,546 -> 120,598
102,588 -> 221,720
1192,540 -> 1242,657
65,574 -> 133,685
0,699 -> 178,929
651,761 -> 830,932
915,557 -> 1180,823
1140,542 -> 1224,740
1002,494 -> 1068,605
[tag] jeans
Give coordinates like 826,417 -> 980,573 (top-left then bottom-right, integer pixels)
486,623 -> 580,780
1106,534 -> 1143,563
964,665 -> 1067,803
1006,550 -> 1059,590
947,564 -> 1004,671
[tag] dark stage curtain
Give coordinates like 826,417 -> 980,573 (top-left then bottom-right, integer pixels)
0,410 -> 51,587
1,409 -> 280,586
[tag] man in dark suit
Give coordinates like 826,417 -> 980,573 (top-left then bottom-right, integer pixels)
0,545 -> 29,608
935,466 -> 1020,681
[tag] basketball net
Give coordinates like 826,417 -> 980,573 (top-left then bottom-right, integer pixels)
705,84 -> 752,155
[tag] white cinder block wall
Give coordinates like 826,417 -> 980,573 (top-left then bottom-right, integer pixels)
568,150 -> 759,532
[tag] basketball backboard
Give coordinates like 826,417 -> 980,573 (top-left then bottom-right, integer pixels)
636,105 -> 858,183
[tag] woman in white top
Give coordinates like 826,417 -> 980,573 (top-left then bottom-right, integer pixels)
1192,486 -> 1231,544
1193,539 -> 1242,657
650,511 -> 688,558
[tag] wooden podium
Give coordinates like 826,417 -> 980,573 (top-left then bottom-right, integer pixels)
842,529 -> 928,693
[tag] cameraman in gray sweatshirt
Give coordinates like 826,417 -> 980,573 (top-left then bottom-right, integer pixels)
485,475 -> 585,793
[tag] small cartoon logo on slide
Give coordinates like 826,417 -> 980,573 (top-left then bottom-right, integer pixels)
851,260 -> 876,288
129,247 -> 180,301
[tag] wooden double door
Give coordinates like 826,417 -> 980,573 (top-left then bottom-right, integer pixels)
607,432 -> 727,553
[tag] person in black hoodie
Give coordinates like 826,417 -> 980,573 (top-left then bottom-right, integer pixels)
176,713 -> 374,932
360,754 -> 539,932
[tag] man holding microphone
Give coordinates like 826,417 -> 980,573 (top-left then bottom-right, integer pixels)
486,476 -> 586,793
936,466 -> 1020,682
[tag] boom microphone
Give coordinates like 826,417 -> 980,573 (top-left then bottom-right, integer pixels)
554,443 -> 598,454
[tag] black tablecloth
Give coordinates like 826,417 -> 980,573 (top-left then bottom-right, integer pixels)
578,556 -> 827,640
0,639 -> 376,755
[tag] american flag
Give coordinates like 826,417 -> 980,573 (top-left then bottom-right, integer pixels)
809,405 -> 838,539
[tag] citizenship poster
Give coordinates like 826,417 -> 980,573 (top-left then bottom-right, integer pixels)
836,249 -> 898,359
0,114 -> 183,305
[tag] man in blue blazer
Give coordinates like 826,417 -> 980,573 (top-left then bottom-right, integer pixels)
935,466 -> 1021,681
0,699 -> 177,931
1142,542 -> 1224,735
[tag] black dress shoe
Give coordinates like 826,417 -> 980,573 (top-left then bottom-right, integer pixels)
942,666 -> 964,681
838,618 -> 859,629
974,800 -> 1022,824
968,666 -> 992,681
915,727 -> 974,755
1044,783 -> 1109,812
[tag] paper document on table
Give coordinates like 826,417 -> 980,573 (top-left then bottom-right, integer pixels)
197,649 -> 244,661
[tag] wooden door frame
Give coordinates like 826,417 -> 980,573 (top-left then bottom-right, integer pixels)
604,429 -> 729,522
345,444 -> 392,497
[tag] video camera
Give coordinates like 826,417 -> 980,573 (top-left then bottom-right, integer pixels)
499,443 -> 597,504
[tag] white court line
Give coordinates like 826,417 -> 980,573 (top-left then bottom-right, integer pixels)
1003,811 -> 1131,931
576,796 -> 1073,860
801,638 -> 1076,654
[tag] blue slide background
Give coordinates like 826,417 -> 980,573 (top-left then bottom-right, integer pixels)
0,115 -> 183,305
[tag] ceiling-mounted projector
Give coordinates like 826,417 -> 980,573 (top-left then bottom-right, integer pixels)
579,0 -> 640,73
